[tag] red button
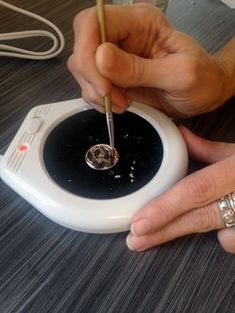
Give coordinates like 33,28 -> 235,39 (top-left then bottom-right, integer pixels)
19,144 -> 28,152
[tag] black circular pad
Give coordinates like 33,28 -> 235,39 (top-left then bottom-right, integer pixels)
43,110 -> 163,199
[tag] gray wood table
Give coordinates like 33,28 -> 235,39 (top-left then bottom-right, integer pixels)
0,0 -> 235,312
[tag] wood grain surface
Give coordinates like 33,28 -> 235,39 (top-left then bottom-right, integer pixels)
0,0 -> 235,312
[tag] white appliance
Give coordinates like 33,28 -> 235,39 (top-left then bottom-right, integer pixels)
0,98 -> 188,233
220,0 -> 235,8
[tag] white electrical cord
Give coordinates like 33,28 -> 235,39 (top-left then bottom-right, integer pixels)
0,0 -> 65,60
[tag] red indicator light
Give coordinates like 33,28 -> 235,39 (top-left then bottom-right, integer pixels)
19,144 -> 28,152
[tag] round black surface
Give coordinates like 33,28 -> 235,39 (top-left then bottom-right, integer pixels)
43,110 -> 163,199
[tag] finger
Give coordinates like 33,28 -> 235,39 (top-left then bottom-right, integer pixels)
217,228 -> 235,254
67,62 -> 106,112
127,202 -> 224,251
72,5 -> 172,96
81,86 -> 105,113
74,5 -> 172,55
179,126 -> 235,163
82,83 -> 130,114
126,87 -> 162,109
95,41 -> 208,92
72,10 -> 111,97
131,155 -> 235,235
126,87 -> 186,117
107,86 -> 131,113
95,42 -> 178,90
69,54 -> 130,113
112,87 -> 132,113
68,54 -> 94,94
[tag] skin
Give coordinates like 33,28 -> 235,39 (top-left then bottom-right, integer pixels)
127,125 -> 235,253
68,4 -> 235,253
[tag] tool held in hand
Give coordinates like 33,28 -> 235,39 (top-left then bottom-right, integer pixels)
96,0 -> 115,150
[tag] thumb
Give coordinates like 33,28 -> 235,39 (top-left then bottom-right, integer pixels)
95,42 -> 166,89
179,126 -> 235,164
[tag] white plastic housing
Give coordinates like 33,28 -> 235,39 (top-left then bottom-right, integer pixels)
219,0 -> 235,8
0,98 -> 188,233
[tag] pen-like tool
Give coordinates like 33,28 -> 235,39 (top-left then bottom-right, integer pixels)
96,0 -> 115,149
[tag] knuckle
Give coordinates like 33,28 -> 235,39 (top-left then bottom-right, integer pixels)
96,43 -> 116,74
82,90 -> 102,109
159,201 -> 177,224
130,55 -> 145,85
145,198 -> 177,227
67,54 -> 75,73
75,55 -> 87,75
192,206 -> 215,232
73,8 -> 93,29
70,53 -> 90,79
82,91 -> 96,105
184,175 -> 216,206
67,53 -> 84,77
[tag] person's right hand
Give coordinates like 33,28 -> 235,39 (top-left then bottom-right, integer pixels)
68,4 -> 233,118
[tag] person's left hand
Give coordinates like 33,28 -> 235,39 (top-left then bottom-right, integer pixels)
126,126 -> 235,254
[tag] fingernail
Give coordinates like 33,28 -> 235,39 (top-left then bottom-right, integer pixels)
131,218 -> 153,236
126,234 -> 147,251
112,105 -> 125,114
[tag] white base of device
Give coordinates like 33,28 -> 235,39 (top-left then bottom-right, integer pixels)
0,98 -> 188,233
219,0 -> 235,8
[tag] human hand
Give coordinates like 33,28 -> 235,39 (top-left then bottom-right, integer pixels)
126,126 -> 235,254
68,4 -> 233,118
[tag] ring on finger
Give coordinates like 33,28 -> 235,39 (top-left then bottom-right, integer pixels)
217,192 -> 235,228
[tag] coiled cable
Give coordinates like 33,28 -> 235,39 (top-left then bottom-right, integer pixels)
0,0 -> 65,60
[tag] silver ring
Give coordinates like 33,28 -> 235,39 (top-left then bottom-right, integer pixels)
218,192 -> 235,228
